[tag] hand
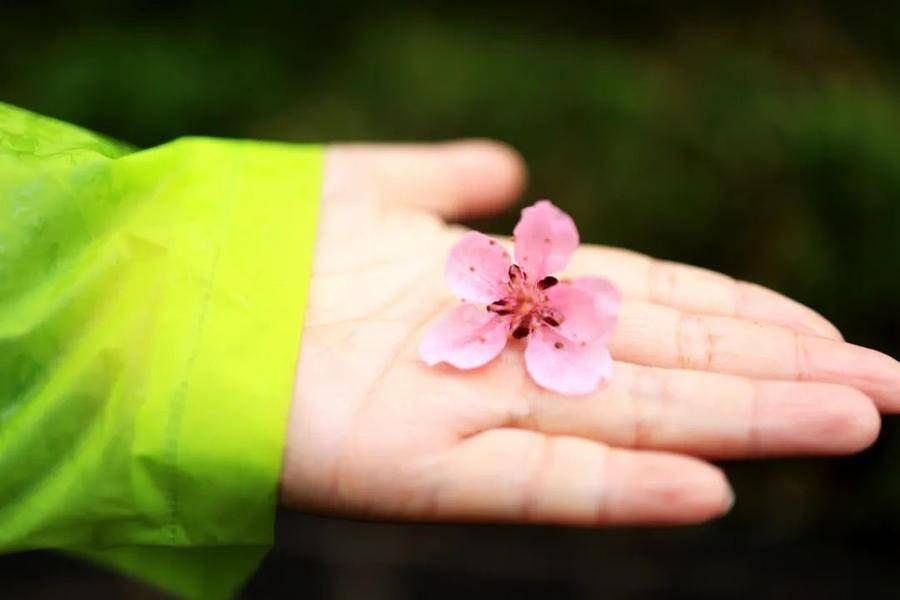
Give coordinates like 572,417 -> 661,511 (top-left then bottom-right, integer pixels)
279,140 -> 898,526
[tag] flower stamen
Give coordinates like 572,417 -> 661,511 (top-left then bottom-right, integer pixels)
538,276 -> 558,290
512,315 -> 532,339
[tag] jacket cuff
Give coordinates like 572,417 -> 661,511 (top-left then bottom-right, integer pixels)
87,137 -> 323,598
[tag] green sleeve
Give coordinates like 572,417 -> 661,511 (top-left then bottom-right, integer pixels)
0,103 -> 323,598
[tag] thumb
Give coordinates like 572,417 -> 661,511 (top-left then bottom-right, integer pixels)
324,139 -> 528,219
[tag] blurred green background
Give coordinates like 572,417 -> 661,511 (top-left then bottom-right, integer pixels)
2,1 -> 899,597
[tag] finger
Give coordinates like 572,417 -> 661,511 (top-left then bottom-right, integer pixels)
608,300 -> 900,411
325,140 -> 527,219
436,429 -> 732,526
567,246 -> 843,340
506,362 -> 880,458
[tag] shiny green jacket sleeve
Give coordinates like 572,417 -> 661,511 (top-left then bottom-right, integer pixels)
0,103 -> 323,598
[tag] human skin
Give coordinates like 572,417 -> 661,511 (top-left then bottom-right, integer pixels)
279,140 -> 899,526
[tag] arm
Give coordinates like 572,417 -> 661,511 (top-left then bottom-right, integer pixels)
3,104 -> 897,597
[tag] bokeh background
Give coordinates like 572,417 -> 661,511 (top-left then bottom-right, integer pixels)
3,1 -> 899,597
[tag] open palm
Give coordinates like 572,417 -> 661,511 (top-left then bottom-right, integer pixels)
280,141 -> 899,526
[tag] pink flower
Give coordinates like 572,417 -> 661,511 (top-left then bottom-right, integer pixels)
420,200 -> 620,395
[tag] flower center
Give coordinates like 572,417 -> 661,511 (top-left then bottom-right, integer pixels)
486,265 -> 562,339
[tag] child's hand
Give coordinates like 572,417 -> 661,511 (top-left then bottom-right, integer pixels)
280,141 -> 897,526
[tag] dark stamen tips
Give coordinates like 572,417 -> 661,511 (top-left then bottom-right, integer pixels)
538,276 -> 558,290
543,316 -> 560,327
512,315 -> 531,339
554,341 -> 564,349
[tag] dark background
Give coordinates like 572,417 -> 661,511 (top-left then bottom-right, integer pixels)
3,1 -> 899,597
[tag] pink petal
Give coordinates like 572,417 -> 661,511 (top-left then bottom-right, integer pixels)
524,326 -> 613,395
513,200 -> 579,279
445,231 -> 512,304
544,282 -> 608,343
568,277 -> 621,342
419,304 -> 509,369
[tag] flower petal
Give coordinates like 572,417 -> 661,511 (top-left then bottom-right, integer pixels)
419,304 -> 509,369
568,277 -> 621,342
445,231 -> 512,304
525,326 -> 613,395
513,200 -> 579,279
544,282 -> 608,343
